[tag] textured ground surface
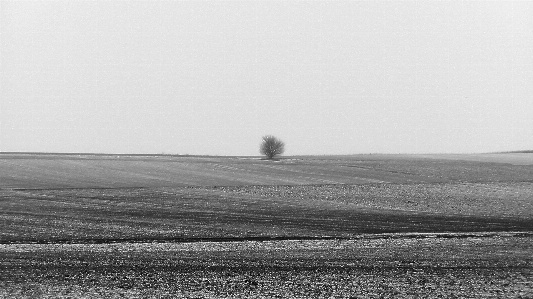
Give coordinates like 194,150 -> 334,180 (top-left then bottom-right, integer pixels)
1,235 -> 532,298
1,183 -> 532,243
2,153 -> 533,189
1,153 -> 532,298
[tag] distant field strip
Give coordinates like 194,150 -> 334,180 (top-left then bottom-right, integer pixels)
0,156 -> 425,189
2,154 -> 533,188
417,153 -> 533,165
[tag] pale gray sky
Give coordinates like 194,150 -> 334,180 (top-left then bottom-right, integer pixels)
1,1 -> 532,155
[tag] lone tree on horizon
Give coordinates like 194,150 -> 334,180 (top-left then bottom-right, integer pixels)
260,135 -> 285,159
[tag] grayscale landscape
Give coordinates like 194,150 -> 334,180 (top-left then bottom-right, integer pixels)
1,153 -> 532,298
2,0 -> 533,298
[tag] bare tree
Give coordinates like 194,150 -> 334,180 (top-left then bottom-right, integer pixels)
260,135 -> 285,159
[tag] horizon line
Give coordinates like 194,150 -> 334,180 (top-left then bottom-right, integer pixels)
1,150 -> 532,157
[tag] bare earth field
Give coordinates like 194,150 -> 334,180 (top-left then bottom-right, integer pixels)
0,153 -> 532,298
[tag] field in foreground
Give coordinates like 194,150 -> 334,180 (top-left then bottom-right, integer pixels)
0,153 -> 532,297
1,235 -> 532,298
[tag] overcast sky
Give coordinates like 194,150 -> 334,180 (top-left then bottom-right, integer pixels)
1,1 -> 532,155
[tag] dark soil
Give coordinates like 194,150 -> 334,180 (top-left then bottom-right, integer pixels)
1,183 -> 532,243
1,236 -> 531,298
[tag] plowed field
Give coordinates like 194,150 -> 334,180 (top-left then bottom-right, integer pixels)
1,153 -> 532,298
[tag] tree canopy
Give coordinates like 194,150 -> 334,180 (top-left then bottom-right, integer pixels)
260,135 -> 285,159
